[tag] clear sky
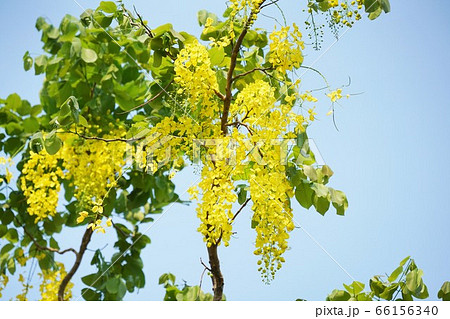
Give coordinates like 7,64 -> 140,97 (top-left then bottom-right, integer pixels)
0,0 -> 449,301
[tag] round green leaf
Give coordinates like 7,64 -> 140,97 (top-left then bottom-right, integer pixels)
81,48 -> 98,63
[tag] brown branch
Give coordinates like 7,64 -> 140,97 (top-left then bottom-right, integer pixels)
22,226 -> 77,256
221,1 -> 266,135
67,130 -> 144,143
58,227 -> 94,301
200,257 -> 211,272
231,67 -> 272,82
133,5 -> 154,38
214,89 -> 226,101
231,198 -> 251,222
118,80 -> 173,114
207,243 -> 224,301
225,121 -> 254,135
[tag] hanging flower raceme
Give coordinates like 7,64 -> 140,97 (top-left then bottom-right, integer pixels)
174,40 -> 219,119
38,262 -> 73,301
268,23 -> 305,74
20,130 -> 127,224
20,150 -> 64,223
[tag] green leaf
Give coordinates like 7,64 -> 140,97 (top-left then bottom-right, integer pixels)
81,288 -> 101,301
330,188 -> 348,216
405,268 -> 424,295
82,273 -> 102,288
6,93 -> 21,110
438,281 -> 450,301
209,46 -> 225,66
399,256 -> 410,267
159,273 -> 176,286
0,243 -> 14,256
17,100 -> 32,116
7,258 -> 16,275
44,131 -> 63,155
368,7 -> 382,20
23,51 -> 33,71
0,225 -> 7,238
380,0 -> 390,13
237,187 -> 247,205
379,283 -> 399,300
388,266 -> 403,282
4,228 -> 18,243
99,1 -> 117,13
370,278 -> 387,297
197,10 -> 218,26
116,279 -> 127,300
364,0 -> 379,12
313,194 -> 330,215
343,281 -> 365,295
34,55 -> 48,75
295,181 -> 314,209
23,117 -> 40,134
303,165 -> 317,181
326,289 -> 351,301
106,277 -> 120,294
81,48 -> 98,63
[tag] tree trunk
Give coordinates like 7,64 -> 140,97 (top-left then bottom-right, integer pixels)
58,227 -> 93,301
207,243 -> 224,301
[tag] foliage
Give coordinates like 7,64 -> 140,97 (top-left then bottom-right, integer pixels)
159,273 -> 218,301
0,0 -> 390,300
298,257 -> 449,301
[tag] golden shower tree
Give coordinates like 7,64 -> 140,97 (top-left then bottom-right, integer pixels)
0,0 -> 389,300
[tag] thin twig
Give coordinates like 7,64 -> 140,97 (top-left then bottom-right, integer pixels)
133,5 -> 154,38
260,0 -> 279,10
200,257 -> 211,272
232,67 -> 273,82
66,130 -> 144,143
22,226 -> 77,256
225,121 -> 254,135
231,198 -> 251,222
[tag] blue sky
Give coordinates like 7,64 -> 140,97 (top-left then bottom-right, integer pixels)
0,1 -> 449,301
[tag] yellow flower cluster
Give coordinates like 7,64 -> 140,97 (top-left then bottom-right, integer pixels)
174,40 -> 219,117
38,262 -> 73,301
229,0 -> 264,23
16,274 -> 31,301
0,274 -> 8,299
268,24 -> 305,74
326,0 -> 364,28
250,166 -> 294,281
61,132 -> 126,207
21,130 -> 126,224
0,157 -> 13,184
327,88 -> 343,102
194,157 -> 237,247
227,77 -> 312,278
16,248 -> 30,267
77,201 -> 112,233
21,150 -> 64,223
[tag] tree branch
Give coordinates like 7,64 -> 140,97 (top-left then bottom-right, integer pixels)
58,227 -> 94,301
133,5 -> 154,38
23,227 -> 77,256
232,67 -> 272,82
231,198 -> 251,222
66,130 -> 145,143
225,121 -> 254,135
221,1 -> 266,135
207,243 -> 224,301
